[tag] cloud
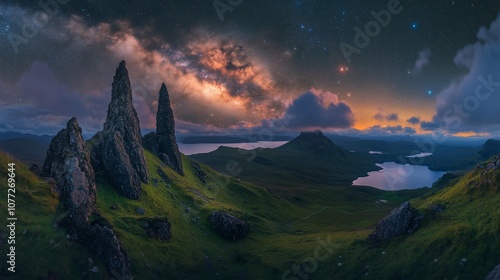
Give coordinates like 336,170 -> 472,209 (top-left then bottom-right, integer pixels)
420,121 -> 441,131
385,113 -> 399,122
373,112 -> 399,122
363,125 -> 416,135
0,5 -> 292,134
407,116 -> 421,125
279,89 -> 355,130
430,13 -> 500,134
413,48 -> 431,73
0,62 -> 108,134
373,113 -> 384,121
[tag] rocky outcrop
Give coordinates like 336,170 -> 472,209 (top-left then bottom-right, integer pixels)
483,154 -> 499,175
485,264 -> 500,280
91,61 -> 148,199
142,83 -> 184,175
44,117 -> 132,279
192,162 -> 208,184
42,118 -> 97,227
141,218 -> 171,241
210,211 -> 249,240
368,201 -> 421,242
142,132 -> 159,155
86,225 -> 131,279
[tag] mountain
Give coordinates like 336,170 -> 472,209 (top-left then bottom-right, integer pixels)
277,130 -> 349,161
478,139 -> 500,161
190,130 -> 378,195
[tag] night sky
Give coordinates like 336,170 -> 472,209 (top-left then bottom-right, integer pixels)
0,0 -> 499,137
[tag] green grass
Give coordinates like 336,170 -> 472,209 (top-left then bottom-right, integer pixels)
1,149 -> 497,279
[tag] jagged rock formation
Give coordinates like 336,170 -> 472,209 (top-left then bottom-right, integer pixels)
44,117 -> 132,279
42,118 -> 97,227
143,83 -> 184,175
368,201 -> 421,242
210,211 -> 249,240
485,264 -> 500,280
90,61 -> 148,199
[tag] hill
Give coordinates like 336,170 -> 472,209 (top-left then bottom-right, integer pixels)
190,131 -> 378,195
0,137 -> 50,166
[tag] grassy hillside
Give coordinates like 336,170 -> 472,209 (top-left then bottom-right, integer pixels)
1,148 -> 497,279
0,150 -> 421,279
316,156 -> 500,280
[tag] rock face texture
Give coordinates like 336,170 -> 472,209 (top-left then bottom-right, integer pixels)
91,61 -> 148,199
192,162 -> 208,184
156,83 -> 183,174
485,264 -> 500,280
43,117 -> 132,279
210,211 -> 249,240
42,118 -> 97,227
368,201 -> 421,242
87,225 -> 132,279
143,83 -> 184,175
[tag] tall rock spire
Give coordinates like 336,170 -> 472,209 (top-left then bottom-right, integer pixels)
92,60 -> 149,199
156,83 -> 183,175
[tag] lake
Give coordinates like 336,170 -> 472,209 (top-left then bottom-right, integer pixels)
352,162 -> 445,190
178,141 -> 289,155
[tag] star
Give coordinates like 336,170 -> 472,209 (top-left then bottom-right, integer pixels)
411,23 -> 418,30
427,90 -> 433,96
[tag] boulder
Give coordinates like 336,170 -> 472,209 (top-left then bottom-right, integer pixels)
368,201 -> 421,242
210,211 -> 249,240
142,218 -> 171,241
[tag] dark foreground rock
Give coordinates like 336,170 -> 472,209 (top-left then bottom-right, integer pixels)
86,225 -> 132,279
42,118 -> 97,227
210,211 -> 249,240
90,60 -> 148,200
485,264 -> 500,280
368,201 -> 421,242
141,218 -> 171,241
